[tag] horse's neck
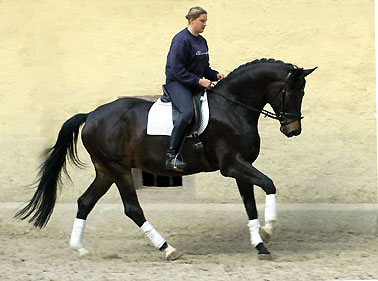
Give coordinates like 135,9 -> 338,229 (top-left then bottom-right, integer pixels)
219,78 -> 269,112
208,87 -> 262,132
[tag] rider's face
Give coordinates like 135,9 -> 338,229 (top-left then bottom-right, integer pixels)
190,14 -> 207,34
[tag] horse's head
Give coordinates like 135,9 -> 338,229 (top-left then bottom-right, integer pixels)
268,67 -> 317,138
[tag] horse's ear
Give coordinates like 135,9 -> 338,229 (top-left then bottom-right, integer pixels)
303,67 -> 317,77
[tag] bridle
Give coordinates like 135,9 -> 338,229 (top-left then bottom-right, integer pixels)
268,72 -> 304,126
210,71 -> 303,126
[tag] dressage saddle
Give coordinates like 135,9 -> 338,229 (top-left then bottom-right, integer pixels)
161,84 -> 204,136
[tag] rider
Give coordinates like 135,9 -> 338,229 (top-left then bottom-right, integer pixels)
165,6 -> 225,172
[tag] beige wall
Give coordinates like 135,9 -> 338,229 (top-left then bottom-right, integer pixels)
0,0 -> 375,203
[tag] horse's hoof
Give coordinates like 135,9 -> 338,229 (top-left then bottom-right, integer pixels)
165,245 -> 182,261
258,253 -> 272,261
256,242 -> 271,260
77,247 -> 91,257
260,226 -> 272,243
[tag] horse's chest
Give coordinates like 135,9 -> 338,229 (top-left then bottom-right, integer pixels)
245,133 -> 261,162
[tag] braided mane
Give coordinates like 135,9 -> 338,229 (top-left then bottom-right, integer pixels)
216,58 -> 296,87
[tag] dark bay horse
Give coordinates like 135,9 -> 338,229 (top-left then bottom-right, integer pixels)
16,59 -> 316,260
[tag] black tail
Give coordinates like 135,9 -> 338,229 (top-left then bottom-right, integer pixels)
15,113 -> 88,228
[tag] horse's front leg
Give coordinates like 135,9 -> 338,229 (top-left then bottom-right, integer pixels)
222,156 -> 277,259
260,193 -> 277,244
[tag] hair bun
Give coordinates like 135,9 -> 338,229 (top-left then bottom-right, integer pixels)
185,6 -> 207,22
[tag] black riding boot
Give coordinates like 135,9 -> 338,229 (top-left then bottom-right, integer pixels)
166,117 -> 190,172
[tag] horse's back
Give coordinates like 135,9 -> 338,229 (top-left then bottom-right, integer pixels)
85,96 -> 155,125
93,96 -> 153,115
81,97 -> 154,155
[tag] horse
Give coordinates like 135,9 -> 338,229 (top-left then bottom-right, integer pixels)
15,58 -> 317,260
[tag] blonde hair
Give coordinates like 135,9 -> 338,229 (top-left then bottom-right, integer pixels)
185,6 -> 207,23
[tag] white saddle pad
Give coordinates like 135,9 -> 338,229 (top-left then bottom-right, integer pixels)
147,92 -> 209,136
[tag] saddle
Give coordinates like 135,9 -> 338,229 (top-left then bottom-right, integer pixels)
161,85 -> 204,136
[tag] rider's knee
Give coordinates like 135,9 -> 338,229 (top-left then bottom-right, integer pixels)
181,109 -> 194,123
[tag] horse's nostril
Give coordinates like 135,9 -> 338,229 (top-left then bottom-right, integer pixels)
293,128 -> 302,136
285,128 -> 301,138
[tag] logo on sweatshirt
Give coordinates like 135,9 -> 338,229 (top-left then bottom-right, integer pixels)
196,50 -> 209,56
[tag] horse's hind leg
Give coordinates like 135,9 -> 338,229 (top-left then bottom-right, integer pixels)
115,171 -> 180,260
70,170 -> 113,256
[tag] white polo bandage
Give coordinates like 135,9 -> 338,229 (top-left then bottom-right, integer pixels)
141,221 -> 166,249
70,218 -> 86,249
247,219 -> 263,247
265,194 -> 277,222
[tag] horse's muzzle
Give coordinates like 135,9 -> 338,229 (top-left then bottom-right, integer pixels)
280,121 -> 302,137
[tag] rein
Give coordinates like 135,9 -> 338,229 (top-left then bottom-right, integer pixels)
210,88 -> 280,120
210,72 -> 303,126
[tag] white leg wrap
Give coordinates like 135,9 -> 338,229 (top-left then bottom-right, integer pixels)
70,218 -> 86,249
265,194 -> 277,222
141,221 -> 166,249
248,219 -> 263,247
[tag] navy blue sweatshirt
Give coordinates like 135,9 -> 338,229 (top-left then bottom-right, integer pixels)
165,28 -> 219,88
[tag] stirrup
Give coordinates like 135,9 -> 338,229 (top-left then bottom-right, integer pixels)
166,154 -> 187,172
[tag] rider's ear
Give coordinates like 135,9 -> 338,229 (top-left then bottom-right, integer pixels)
303,67 -> 318,77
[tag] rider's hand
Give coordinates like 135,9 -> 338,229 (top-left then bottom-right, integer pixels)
199,78 -> 212,89
217,73 -> 226,80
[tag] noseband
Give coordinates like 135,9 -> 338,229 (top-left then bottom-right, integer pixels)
212,71 -> 303,126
